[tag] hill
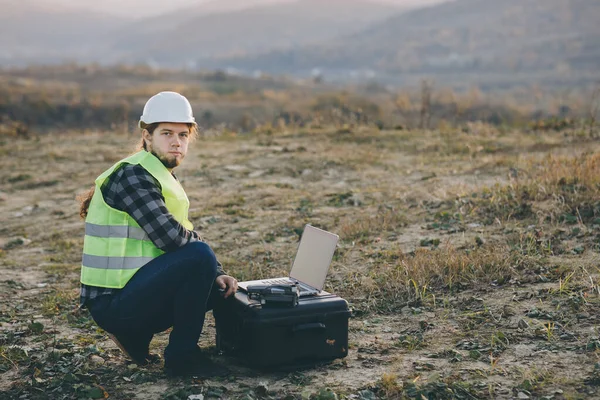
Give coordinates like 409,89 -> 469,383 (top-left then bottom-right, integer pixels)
218,0 -> 600,87
0,0 -> 402,66
105,0 -> 401,65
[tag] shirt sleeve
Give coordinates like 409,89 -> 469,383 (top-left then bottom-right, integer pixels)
101,164 -> 226,275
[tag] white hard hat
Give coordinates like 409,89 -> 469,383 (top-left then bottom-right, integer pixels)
139,91 -> 196,128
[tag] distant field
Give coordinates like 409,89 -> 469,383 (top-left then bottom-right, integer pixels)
1,123 -> 599,399
2,65 -> 599,137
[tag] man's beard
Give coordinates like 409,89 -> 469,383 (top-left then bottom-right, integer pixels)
151,150 -> 180,169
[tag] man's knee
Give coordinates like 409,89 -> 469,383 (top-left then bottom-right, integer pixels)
184,241 -> 218,276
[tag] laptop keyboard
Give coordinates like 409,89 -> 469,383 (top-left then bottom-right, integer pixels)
265,278 -> 292,285
263,278 -> 312,292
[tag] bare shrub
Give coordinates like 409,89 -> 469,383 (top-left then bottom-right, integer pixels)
419,79 -> 434,130
588,84 -> 600,137
0,120 -> 29,137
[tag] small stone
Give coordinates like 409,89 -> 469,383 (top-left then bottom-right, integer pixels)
518,319 -> 529,329
90,355 -> 105,365
518,392 -> 530,399
503,305 -> 516,316
224,165 -> 248,172
248,170 -> 266,178
187,395 -> 204,400
560,333 -> 572,340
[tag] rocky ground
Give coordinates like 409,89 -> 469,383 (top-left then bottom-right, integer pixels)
1,125 -> 599,399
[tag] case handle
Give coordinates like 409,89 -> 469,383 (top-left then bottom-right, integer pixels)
292,322 -> 326,333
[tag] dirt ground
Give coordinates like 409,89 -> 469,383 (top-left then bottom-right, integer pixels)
1,126 -> 599,399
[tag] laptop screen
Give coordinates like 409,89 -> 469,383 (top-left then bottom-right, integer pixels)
289,225 -> 339,291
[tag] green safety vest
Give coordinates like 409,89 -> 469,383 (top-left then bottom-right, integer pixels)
80,150 -> 193,288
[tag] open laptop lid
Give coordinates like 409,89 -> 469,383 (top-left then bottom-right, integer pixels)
289,224 -> 339,291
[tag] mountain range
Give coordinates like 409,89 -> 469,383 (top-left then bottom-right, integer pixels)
218,0 -> 600,87
106,0 -> 402,65
1,0 -> 599,89
0,0 -> 405,64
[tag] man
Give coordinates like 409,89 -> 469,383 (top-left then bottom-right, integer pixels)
78,91 -> 237,377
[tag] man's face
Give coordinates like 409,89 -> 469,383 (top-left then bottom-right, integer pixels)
143,123 -> 190,170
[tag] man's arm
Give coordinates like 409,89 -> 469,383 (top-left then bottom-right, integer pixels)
102,164 -> 225,274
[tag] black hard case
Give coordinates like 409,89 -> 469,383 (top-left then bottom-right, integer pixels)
214,290 -> 351,368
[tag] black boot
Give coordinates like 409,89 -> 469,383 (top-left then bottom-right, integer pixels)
107,332 -> 156,366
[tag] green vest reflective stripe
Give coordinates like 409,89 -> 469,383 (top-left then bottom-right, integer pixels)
82,254 -> 157,270
85,223 -> 149,241
80,150 -> 193,289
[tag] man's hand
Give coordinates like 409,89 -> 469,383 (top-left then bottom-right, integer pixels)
215,275 -> 238,299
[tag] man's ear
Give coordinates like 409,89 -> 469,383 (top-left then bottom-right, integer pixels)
142,129 -> 152,146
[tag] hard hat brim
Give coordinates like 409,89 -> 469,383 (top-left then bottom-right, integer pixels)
139,119 -> 197,129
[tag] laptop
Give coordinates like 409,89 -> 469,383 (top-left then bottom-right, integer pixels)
238,224 -> 339,297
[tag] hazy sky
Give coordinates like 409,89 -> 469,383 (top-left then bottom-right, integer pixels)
36,0 -> 449,18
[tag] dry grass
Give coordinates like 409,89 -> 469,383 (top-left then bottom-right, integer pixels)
338,206 -> 408,243
333,243 -> 520,313
465,152 -> 600,224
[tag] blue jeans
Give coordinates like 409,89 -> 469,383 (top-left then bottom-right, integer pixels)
87,241 -> 220,362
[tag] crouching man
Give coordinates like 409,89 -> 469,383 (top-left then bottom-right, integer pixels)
78,91 -> 237,377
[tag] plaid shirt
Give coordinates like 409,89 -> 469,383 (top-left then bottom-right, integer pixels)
80,161 -> 224,306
